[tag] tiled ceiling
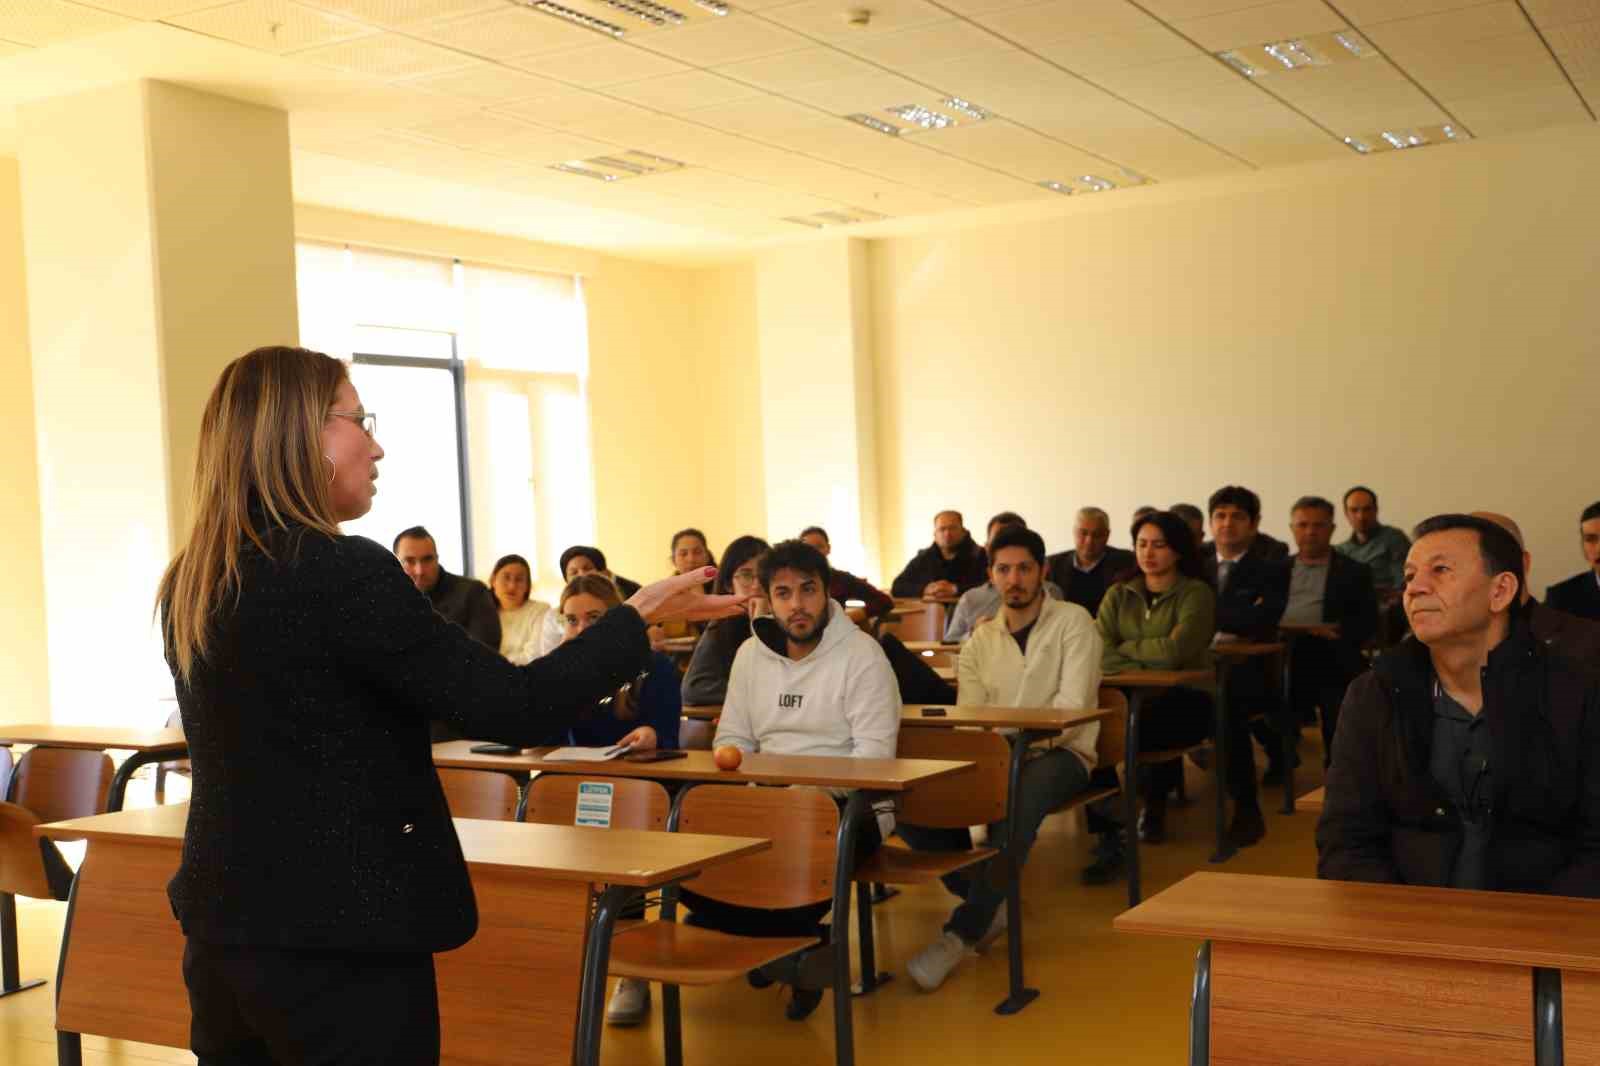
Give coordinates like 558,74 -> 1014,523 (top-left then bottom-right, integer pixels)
1,0 -> 1597,249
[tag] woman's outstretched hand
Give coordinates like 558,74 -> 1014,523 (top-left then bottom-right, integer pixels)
626,568 -> 747,624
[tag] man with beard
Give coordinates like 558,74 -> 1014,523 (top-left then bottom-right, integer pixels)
705,539 -> 900,1020
1318,514 -> 1600,895
897,525 -> 1103,991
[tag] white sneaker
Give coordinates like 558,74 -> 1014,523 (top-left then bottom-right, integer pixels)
606,978 -> 650,1026
974,902 -> 1008,954
907,931 -> 969,992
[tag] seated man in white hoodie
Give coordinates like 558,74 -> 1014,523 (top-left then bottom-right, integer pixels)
898,525 -> 1103,991
696,539 -> 901,1021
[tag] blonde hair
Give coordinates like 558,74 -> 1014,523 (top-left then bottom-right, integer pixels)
157,346 -> 348,682
558,573 -> 637,720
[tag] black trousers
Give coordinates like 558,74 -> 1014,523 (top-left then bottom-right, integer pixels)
183,939 -> 439,1066
1087,686 -> 1228,833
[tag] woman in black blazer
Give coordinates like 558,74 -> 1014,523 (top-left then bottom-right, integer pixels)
156,346 -> 740,1065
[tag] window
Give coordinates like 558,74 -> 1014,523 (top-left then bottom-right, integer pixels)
295,242 -> 593,597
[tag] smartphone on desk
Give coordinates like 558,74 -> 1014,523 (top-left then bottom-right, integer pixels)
469,742 -> 523,755
624,750 -> 689,763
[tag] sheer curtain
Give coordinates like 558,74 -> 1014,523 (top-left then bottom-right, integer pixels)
293,241 -> 594,594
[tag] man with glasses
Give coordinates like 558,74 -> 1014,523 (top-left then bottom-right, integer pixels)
1318,515 -> 1600,895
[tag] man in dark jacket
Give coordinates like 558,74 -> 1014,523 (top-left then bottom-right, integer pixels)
1476,511 -> 1600,677
1046,506 -> 1136,616
890,510 -> 988,599
396,526 -> 501,742
1546,501 -> 1600,623
1271,496 -> 1378,769
1318,514 -> 1600,896
799,525 -> 894,619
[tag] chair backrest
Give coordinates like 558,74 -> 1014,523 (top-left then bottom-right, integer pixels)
164,707 -> 183,732
436,768 -> 521,821
882,602 -> 945,643
675,784 -> 838,910
524,775 -> 670,831
0,746 -> 13,802
0,801 -> 60,899
12,747 -> 113,824
893,727 -> 1010,829
679,718 -> 716,751
1095,686 -> 1129,770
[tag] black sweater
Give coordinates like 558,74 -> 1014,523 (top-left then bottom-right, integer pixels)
166,530 -> 649,952
890,537 -> 988,598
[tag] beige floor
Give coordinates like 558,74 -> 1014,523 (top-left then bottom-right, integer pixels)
2,736 -> 1327,1065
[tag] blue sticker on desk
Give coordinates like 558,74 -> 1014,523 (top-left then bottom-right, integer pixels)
575,781 -> 614,828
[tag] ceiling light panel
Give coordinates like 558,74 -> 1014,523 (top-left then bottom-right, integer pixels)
1214,29 -> 1379,79
1342,121 -> 1470,153
0,0 -> 133,46
782,206 -> 886,228
1174,0 -> 1348,52
548,148 -> 684,180
168,1 -> 373,55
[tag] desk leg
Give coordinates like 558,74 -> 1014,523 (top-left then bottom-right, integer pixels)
852,881 -> 891,995
575,883 -> 632,1066
1210,671 -> 1236,865
108,748 -> 183,812
830,792 -> 869,1066
53,869 -> 83,1065
1535,968 -> 1563,1066
0,893 -> 46,996
1189,941 -> 1211,1066
1124,692 -> 1143,909
1280,641 -> 1296,815
995,734 -> 1037,1015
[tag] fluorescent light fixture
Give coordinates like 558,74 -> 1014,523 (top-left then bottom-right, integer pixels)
1078,174 -> 1115,192
1037,180 -> 1072,195
593,0 -> 687,25
1264,40 -> 1320,70
785,207 -> 887,227
1343,136 -> 1371,154
846,113 -> 902,136
1442,124 -> 1464,140
517,0 -> 626,38
1380,129 -> 1425,149
1333,30 -> 1371,57
1217,50 -> 1259,77
1345,123 -> 1469,155
783,216 -> 825,229
887,104 -> 955,130
551,161 -> 618,180
692,0 -> 729,13
941,97 -> 990,121
1118,167 -> 1150,185
548,149 -> 684,182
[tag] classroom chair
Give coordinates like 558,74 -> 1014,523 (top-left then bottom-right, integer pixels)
436,767 -> 523,821
153,708 -> 189,804
523,774 -> 670,832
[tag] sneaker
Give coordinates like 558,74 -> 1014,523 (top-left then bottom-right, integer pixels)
605,978 -> 650,1026
1137,809 -> 1167,844
974,902 -> 1008,954
907,931 -> 969,992
1228,805 -> 1267,848
785,985 -> 825,1021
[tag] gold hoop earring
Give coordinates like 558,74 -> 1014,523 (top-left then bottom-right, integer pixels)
323,455 -> 336,485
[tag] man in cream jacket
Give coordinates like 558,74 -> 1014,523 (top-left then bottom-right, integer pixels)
898,524 -> 1103,992
703,539 -> 900,1022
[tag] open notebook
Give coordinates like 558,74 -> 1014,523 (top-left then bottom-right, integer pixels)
541,743 -> 633,762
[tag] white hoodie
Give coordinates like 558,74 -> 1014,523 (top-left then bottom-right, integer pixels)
715,599 -> 900,836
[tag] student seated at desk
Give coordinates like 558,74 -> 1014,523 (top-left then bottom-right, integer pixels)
706,539 -> 900,1022
891,509 -> 989,599
897,525 -> 1102,991
1094,512 -> 1218,857
1044,507 -> 1136,619
658,527 -> 716,641
945,513 -> 1063,642
488,553 -> 552,667
798,525 -> 894,620
1318,514 -> 1600,895
535,544 -> 649,657
680,535 -> 770,705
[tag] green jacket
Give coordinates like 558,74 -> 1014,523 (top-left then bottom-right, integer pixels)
1096,575 -> 1217,685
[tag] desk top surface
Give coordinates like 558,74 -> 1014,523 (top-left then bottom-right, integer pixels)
433,742 -> 972,792
902,641 -> 961,655
36,803 -> 770,887
1102,670 -> 1215,688
1212,641 -> 1286,658
899,704 -> 1117,730
0,725 -> 187,753
1115,871 -> 1600,971
1296,787 -> 1326,812
682,705 -> 721,721
659,637 -> 699,654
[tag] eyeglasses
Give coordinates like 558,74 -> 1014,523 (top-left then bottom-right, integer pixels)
328,409 -> 377,437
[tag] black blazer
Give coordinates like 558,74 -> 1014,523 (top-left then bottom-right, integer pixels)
1548,571 -> 1600,623
1045,547 -> 1136,612
167,529 -> 649,953
1290,551 -> 1379,682
1202,539 -> 1289,639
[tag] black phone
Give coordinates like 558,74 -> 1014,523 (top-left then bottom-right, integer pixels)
624,749 -> 689,763
920,707 -> 948,717
469,742 -> 522,755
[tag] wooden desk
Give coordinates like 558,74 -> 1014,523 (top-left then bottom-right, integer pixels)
659,636 -> 699,656
899,704 -> 1116,730
1102,670 -> 1219,906
0,725 -> 187,813
934,664 -> 957,683
1115,871 -> 1600,1066
922,594 -> 961,606
37,804 -> 767,1066
903,641 -> 962,656
434,742 -> 971,1066
682,705 -> 720,722
1296,786 -> 1324,813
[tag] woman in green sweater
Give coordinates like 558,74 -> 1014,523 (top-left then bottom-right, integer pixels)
1097,510 -> 1218,843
